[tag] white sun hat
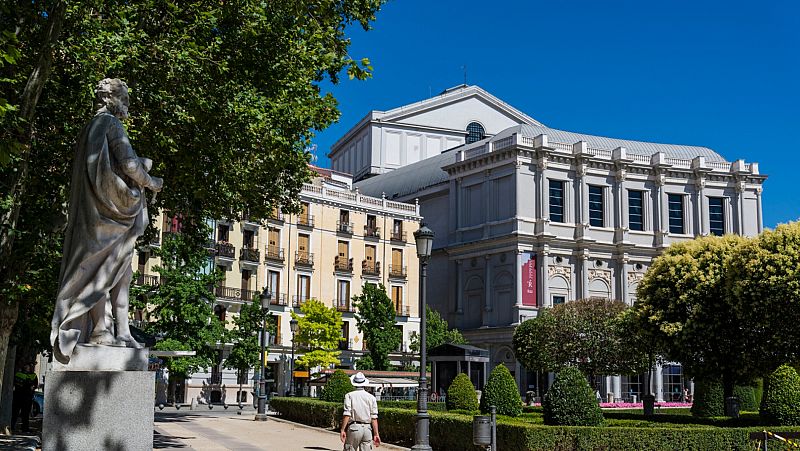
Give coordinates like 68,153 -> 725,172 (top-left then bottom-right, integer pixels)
350,372 -> 369,387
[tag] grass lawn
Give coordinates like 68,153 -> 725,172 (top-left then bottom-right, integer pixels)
516,406 -> 767,429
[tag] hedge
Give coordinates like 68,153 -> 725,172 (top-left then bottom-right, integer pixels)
376,400 -> 446,411
447,373 -> 479,412
270,397 -> 800,450
320,369 -> 354,403
542,366 -> 603,426
480,364 -> 523,417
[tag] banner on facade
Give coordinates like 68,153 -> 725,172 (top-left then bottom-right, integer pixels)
521,253 -> 537,306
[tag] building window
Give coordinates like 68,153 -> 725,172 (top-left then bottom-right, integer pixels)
337,280 -> 350,307
668,194 -> 685,234
552,295 -> 566,306
391,286 -> 404,315
588,185 -> 604,227
216,224 -> 229,242
628,190 -> 644,231
709,197 -> 725,236
267,270 -> 280,297
297,274 -> 310,301
465,122 -> 485,144
549,180 -> 565,223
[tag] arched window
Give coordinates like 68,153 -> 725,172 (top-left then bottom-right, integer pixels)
465,122 -> 485,144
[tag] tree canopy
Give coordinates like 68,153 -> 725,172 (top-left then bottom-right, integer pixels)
352,283 -> 401,371
291,299 -> 343,372
513,298 -> 648,384
223,296 -> 277,383
410,306 -> 467,353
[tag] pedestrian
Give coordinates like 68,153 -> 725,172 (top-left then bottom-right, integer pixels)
11,363 -> 38,433
340,372 -> 381,450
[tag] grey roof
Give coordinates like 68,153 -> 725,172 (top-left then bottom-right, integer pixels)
516,124 -> 726,162
355,124 -> 728,199
355,150 -> 457,199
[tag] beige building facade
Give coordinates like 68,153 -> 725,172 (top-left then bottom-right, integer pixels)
135,167 -> 422,404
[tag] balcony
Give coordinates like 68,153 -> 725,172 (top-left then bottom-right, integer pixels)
215,285 -> 259,302
336,299 -> 356,313
389,265 -> 407,279
337,221 -> 354,235
295,251 -> 314,266
240,247 -> 260,263
339,338 -> 354,351
215,242 -> 235,259
298,215 -> 315,228
364,225 -> 380,239
134,273 -> 160,287
390,230 -> 407,242
264,246 -> 284,262
292,295 -> 312,308
334,256 -> 353,273
362,260 -> 380,276
268,211 -> 284,223
266,292 -> 288,307
396,305 -> 410,317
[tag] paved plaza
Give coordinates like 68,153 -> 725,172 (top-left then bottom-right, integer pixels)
153,409 -> 409,451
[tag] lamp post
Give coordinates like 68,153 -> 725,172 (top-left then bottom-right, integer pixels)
412,224 -> 434,451
289,318 -> 299,397
255,288 -> 271,421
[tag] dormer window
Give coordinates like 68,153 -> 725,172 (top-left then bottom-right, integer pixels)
466,122 -> 485,144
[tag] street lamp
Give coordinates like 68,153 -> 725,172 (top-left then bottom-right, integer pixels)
289,317 -> 299,397
412,224 -> 434,451
255,287 -> 271,421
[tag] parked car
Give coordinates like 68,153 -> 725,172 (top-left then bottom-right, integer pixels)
31,391 -> 43,418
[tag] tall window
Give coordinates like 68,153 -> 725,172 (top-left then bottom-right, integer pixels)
549,180 -> 565,223
391,286 -> 403,312
337,280 -> 350,306
216,224 -> 229,242
243,229 -> 255,248
297,274 -> 310,301
668,194 -> 685,234
465,122 -> 485,144
709,197 -> 725,236
628,190 -> 644,231
588,185 -> 604,227
268,270 -> 280,296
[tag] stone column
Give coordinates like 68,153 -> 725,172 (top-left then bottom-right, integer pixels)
654,171 -> 666,246
735,179 -> 746,235
580,253 -> 589,299
539,249 -> 549,307
515,251 -> 523,309
655,363 -> 664,402
483,255 -> 491,326
695,177 -> 706,236
619,256 -> 629,304
455,260 -> 463,314
755,187 -> 763,234
612,376 -> 622,401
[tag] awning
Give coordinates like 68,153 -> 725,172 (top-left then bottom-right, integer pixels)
364,377 -> 418,389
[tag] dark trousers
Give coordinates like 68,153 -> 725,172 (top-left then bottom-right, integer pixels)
11,391 -> 32,432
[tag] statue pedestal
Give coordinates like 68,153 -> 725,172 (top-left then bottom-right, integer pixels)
43,345 -> 154,451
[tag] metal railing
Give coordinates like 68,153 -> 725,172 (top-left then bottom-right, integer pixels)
134,273 -> 161,287
265,246 -> 284,262
215,242 -> 235,259
362,260 -> 380,276
396,305 -> 410,317
336,299 -> 355,313
389,265 -> 407,278
364,225 -> 380,238
292,295 -> 311,308
267,292 -> 287,306
390,230 -> 407,242
215,285 -> 259,302
298,215 -> 314,228
295,251 -> 314,266
337,221 -> 354,234
334,256 -> 353,272
240,247 -> 260,263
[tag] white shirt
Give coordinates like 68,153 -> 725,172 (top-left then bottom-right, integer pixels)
343,388 -> 378,423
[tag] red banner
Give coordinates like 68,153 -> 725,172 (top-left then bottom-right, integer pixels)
522,253 -> 537,306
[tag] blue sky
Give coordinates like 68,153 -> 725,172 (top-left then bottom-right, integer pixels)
312,0 -> 799,228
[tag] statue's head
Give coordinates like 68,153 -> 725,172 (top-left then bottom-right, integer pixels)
95,78 -> 129,119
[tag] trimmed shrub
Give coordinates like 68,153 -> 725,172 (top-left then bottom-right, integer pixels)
761,364 -> 800,425
691,379 -> 724,417
542,366 -> 603,426
480,364 -> 522,417
446,373 -> 479,412
378,400 -> 446,411
320,369 -> 354,403
733,384 -> 758,412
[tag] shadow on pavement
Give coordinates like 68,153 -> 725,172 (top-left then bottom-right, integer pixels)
153,429 -> 192,449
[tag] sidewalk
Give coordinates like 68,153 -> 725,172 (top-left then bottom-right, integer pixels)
155,413 -> 410,451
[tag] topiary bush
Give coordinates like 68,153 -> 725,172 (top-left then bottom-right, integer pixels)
446,373 -> 479,412
320,369 -> 354,403
691,379 -> 724,417
760,364 -> 800,425
733,384 -> 758,411
480,364 -> 522,417
542,366 -> 603,426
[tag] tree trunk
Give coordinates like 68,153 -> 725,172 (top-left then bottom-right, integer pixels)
0,345 -> 16,428
722,373 -> 738,417
0,1 -> 66,413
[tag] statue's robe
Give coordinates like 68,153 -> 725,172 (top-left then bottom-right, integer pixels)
51,112 -> 151,363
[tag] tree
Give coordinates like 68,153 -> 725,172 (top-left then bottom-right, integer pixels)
635,234 -> 771,411
223,296 -> 276,399
321,369 -> 354,403
0,0 -> 385,405
446,373 -> 479,412
513,299 -> 648,388
352,284 -> 401,371
479,364 -> 522,417
542,366 -> 603,426
291,299 -> 343,373
131,230 -> 225,402
409,306 -> 467,353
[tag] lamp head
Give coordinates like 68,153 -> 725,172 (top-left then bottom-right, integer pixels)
290,318 -> 299,333
259,287 -> 271,309
413,224 -> 434,259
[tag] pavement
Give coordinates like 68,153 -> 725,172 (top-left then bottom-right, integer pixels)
154,409 -> 410,451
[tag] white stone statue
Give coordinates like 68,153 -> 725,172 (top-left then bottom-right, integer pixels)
50,78 -> 163,364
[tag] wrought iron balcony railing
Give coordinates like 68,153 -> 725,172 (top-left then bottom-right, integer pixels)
389,265 -> 407,278
336,299 -> 356,313
215,285 -> 259,302
337,221 -> 354,234
362,260 -> 380,276
215,242 -> 235,259
364,225 -> 380,238
295,251 -> 314,266
264,246 -> 284,262
334,256 -> 353,272
292,294 -> 312,308
396,305 -> 410,317
240,247 -> 260,263
298,215 -> 314,228
390,230 -> 407,242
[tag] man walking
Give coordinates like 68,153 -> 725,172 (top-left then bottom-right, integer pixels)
11,363 -> 38,433
340,372 -> 381,450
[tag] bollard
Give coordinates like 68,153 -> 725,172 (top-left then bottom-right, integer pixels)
490,405 -> 497,451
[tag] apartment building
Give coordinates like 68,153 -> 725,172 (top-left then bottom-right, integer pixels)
135,167 -> 422,404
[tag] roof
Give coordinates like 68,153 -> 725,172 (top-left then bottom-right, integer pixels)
429,343 -> 490,359
355,123 -> 729,199
355,149 -> 457,199
513,124 -> 725,162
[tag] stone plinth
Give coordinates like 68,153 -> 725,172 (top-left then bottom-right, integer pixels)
43,346 -> 154,451
51,343 -> 149,372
